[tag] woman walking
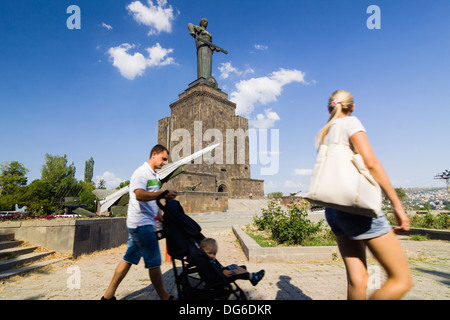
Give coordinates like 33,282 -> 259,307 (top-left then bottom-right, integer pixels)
315,90 -> 413,300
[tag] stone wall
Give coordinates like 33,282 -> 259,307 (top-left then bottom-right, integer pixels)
162,171 -> 216,193
162,171 -> 264,199
0,218 -> 127,258
230,178 -> 265,199
174,191 -> 228,213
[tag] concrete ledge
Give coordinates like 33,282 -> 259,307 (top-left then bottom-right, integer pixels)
0,218 -> 127,258
232,225 -> 339,262
403,228 -> 450,241
232,225 -> 434,262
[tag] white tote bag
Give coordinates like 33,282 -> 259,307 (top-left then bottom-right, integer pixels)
303,122 -> 382,218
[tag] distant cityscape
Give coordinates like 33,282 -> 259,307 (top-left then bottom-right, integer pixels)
401,187 -> 449,211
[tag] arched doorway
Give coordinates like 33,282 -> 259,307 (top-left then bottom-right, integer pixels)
218,184 -> 228,193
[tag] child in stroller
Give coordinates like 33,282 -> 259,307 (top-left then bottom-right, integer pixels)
200,238 -> 265,286
156,191 -> 250,300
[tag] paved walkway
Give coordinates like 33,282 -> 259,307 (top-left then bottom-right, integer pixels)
0,201 -> 449,300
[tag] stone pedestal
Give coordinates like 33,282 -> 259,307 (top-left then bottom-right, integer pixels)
158,81 -> 264,212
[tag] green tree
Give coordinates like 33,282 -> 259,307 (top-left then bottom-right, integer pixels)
0,161 -> 29,195
40,154 -> 81,209
0,194 -> 17,211
395,188 -> 407,203
117,180 -> 130,189
268,191 -> 283,198
20,180 -> 55,214
97,179 -> 106,189
79,182 -> 97,213
84,157 -> 94,183
41,154 -> 76,186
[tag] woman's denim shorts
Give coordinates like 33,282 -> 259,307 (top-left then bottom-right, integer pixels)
123,225 -> 161,269
325,207 -> 392,240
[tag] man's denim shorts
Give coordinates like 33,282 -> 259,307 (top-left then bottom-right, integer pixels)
123,225 -> 161,269
325,207 -> 392,240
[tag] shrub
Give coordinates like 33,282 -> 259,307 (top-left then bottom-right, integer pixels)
0,213 -> 57,222
410,212 -> 450,230
253,200 -> 327,246
253,200 -> 281,231
387,212 -> 450,230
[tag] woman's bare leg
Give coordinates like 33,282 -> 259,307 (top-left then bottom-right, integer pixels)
366,231 -> 413,300
336,235 -> 369,300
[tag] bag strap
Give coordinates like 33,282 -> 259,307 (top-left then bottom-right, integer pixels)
332,119 -> 357,154
332,120 -> 346,145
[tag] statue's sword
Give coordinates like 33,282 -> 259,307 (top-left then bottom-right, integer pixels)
194,34 -> 228,54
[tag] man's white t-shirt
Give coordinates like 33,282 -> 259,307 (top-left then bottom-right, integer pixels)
126,162 -> 160,229
319,116 -> 366,148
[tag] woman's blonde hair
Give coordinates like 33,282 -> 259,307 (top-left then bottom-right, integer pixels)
316,90 -> 354,147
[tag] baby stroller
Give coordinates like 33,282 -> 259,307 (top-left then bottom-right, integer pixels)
156,191 -> 247,300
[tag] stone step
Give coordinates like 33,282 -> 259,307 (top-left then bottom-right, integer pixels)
0,251 -> 55,272
0,246 -> 37,259
0,233 -> 15,242
0,240 -> 24,250
0,233 -> 66,279
0,257 -> 69,280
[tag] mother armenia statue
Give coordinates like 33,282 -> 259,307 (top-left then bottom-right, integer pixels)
188,18 -> 228,89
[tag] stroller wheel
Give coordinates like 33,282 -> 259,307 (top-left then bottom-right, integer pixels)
236,287 -> 247,300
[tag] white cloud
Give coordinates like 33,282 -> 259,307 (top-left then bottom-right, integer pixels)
249,108 -> 280,129
283,180 -> 304,189
108,43 -> 175,80
230,68 -> 306,116
145,43 -> 176,67
102,22 -> 113,30
293,168 -> 313,176
264,180 -> 278,190
108,44 -> 147,80
127,0 -> 176,35
254,44 -> 268,51
264,180 -> 280,192
96,171 -> 123,189
219,62 -> 240,79
218,61 -> 254,79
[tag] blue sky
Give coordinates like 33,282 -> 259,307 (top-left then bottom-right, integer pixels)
1,0 -> 449,194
